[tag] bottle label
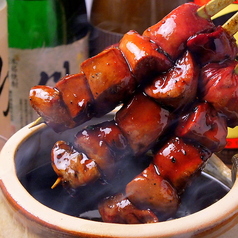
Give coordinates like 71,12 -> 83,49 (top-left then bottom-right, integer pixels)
9,35 -> 89,132
0,1 -> 12,146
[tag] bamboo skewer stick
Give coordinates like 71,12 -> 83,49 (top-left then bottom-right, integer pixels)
197,0 -> 235,19
235,64 -> 238,75
28,116 -> 45,129
51,177 -> 62,189
222,11 -> 238,36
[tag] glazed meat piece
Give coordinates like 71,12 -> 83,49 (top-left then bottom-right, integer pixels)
143,3 -> 215,60
118,30 -> 172,81
98,193 -> 159,224
74,120 -> 132,180
176,102 -> 228,152
187,25 -> 238,65
115,93 -> 170,155
55,73 -> 94,123
199,60 -> 238,127
80,47 -> 136,116
29,86 -> 76,132
125,163 -> 179,220
51,141 -> 100,188
144,51 -> 199,109
153,137 -> 212,192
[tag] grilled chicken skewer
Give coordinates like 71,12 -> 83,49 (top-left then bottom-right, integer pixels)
98,101 -> 227,223
51,100 -> 226,223
50,58 -> 233,220
51,93 -> 170,188
52,33 -> 236,222
50,43 -> 224,189
29,1 -> 237,132
29,2 -> 222,132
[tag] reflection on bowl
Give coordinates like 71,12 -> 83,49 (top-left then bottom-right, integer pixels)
1,117 -> 238,237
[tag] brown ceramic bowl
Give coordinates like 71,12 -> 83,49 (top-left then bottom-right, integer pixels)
0,117 -> 238,238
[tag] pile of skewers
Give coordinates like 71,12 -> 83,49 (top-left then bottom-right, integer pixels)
28,0 -> 238,223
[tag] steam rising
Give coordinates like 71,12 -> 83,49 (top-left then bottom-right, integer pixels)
19,162 -> 229,222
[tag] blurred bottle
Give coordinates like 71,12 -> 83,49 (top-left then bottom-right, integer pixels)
0,0 -> 12,149
7,0 -> 89,132
89,0 -> 190,56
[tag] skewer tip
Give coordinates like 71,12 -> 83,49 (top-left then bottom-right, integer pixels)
51,177 -> 62,189
28,117 -> 45,129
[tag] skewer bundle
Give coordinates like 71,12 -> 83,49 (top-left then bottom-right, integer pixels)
28,0 -> 238,223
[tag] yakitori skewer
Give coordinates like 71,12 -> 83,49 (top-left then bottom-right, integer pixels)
98,100 -> 227,223
51,93 -> 170,188
30,0 -> 236,131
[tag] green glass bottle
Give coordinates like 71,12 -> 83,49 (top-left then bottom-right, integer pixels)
7,0 -> 89,132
